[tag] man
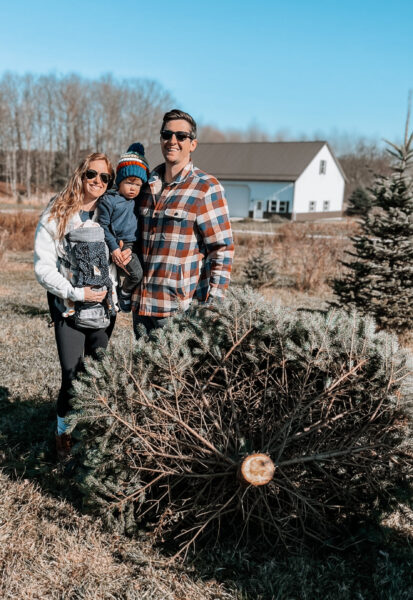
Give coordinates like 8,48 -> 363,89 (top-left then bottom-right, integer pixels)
131,109 -> 234,335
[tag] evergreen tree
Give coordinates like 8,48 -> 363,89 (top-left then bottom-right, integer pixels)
68,288 -> 412,555
333,133 -> 413,333
242,241 -> 277,288
346,186 -> 372,215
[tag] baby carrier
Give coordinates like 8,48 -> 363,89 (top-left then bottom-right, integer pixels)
62,223 -> 116,329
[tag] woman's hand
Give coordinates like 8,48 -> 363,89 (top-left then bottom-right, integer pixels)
83,286 -> 107,302
112,241 -> 132,273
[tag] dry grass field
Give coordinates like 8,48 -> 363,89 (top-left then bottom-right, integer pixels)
0,209 -> 412,599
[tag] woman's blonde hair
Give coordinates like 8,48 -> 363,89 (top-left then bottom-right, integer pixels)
49,152 -> 114,239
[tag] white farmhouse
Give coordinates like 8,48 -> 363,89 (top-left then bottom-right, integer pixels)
147,141 -> 346,221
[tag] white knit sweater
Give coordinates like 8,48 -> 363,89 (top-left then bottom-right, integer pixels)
34,202 -> 117,307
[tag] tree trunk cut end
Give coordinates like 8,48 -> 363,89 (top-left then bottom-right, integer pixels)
240,453 -> 275,486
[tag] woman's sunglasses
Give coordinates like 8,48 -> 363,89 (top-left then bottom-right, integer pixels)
160,130 -> 194,142
84,169 -> 112,185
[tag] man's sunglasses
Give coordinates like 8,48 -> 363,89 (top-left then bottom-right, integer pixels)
160,130 -> 194,142
84,169 -> 112,185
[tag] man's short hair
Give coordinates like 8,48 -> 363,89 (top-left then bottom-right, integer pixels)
161,109 -> 197,139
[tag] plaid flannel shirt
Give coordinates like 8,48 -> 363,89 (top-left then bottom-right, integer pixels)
131,161 -> 234,317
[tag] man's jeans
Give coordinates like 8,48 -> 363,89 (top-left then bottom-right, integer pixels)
132,313 -> 169,339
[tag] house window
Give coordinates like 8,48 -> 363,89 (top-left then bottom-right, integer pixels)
256,201 -> 262,210
323,200 -> 330,211
319,160 -> 327,174
268,200 -> 288,213
309,201 -> 316,212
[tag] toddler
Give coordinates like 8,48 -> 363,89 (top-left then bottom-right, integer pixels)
98,143 -> 149,312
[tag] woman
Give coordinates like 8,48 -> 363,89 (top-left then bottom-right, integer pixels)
34,153 -> 130,460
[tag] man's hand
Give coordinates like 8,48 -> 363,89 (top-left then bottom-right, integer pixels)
112,241 -> 132,273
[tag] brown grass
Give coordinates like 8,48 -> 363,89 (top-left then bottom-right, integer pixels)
0,249 -> 411,599
0,181 -> 27,197
233,219 -> 358,295
0,474 -> 233,599
0,183 -> 52,208
0,229 -> 8,264
274,221 -> 354,292
0,212 -> 357,285
0,213 -> 353,296
0,211 -> 40,252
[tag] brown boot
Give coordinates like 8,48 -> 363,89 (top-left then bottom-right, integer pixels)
55,432 -> 72,461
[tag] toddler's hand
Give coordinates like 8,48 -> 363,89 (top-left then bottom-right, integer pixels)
112,242 -> 131,272
111,248 -> 123,267
119,240 -> 132,269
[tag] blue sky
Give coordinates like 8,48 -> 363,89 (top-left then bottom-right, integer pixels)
1,0 -> 412,145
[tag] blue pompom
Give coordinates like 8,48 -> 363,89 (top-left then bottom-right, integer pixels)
127,142 -> 145,156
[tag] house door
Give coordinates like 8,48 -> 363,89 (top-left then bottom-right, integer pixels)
253,200 -> 264,219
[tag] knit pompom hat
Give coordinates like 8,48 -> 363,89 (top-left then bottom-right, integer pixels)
115,142 -> 149,187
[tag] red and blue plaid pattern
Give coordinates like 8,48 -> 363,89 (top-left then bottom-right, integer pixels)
131,161 -> 234,317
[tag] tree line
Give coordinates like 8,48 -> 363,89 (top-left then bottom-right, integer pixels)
0,71 -> 392,206
0,72 -> 174,198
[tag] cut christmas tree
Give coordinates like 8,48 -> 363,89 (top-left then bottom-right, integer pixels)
68,288 -> 412,557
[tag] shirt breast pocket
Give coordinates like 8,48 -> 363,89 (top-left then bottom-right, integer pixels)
164,208 -> 188,221
161,208 -> 189,242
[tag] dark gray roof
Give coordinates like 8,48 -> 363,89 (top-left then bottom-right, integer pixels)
145,141 -> 343,182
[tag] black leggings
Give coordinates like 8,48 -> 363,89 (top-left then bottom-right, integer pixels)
49,294 -> 115,417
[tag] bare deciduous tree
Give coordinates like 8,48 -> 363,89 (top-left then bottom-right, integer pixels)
0,72 -> 174,198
